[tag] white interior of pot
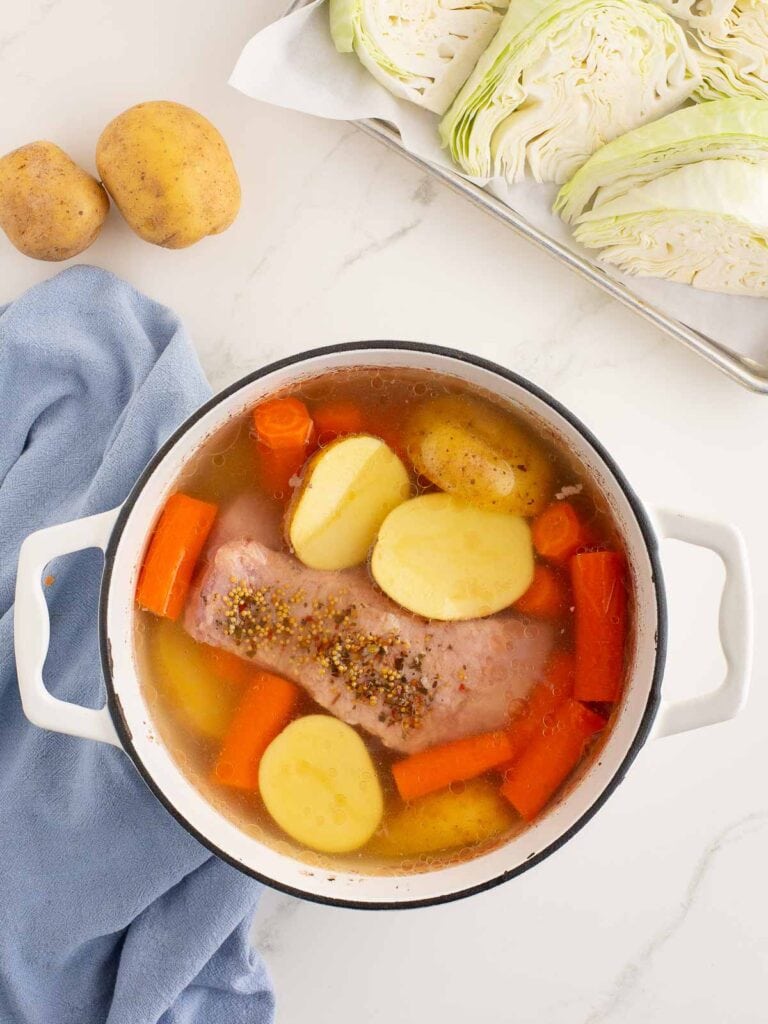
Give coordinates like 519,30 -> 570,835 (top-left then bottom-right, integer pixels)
105,347 -> 660,905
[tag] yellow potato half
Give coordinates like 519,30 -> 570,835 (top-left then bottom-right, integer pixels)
259,716 -> 384,854
288,435 -> 411,570
369,779 -> 515,858
149,619 -> 240,741
371,493 -> 534,620
0,142 -> 109,261
96,100 -> 240,248
406,394 -> 554,516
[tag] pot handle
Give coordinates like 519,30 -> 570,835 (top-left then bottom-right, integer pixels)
651,509 -> 752,739
14,507 -> 123,748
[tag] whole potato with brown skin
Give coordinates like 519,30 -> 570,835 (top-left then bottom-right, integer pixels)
96,101 -> 241,249
0,142 -> 109,261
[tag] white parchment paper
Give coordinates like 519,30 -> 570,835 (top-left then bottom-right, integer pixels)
231,0 -> 768,367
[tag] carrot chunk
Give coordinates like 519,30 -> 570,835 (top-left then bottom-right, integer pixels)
532,501 -> 592,564
253,396 -> 314,448
200,644 -> 256,688
256,446 -> 308,502
514,564 -> 570,618
212,671 -> 301,791
571,550 -> 628,702
252,397 -> 314,501
313,401 -> 366,445
498,651 -> 575,778
500,699 -> 605,820
136,493 -> 217,620
392,730 -> 516,803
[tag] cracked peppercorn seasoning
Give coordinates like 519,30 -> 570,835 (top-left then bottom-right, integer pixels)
217,578 -> 437,734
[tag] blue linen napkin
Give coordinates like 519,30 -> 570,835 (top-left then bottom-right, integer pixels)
0,266 -> 275,1024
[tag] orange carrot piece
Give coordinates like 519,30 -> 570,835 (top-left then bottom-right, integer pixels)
256,445 -> 307,501
200,644 -> 256,688
498,651 -> 575,778
514,564 -> 570,618
392,730 -> 516,803
571,550 -> 628,703
212,671 -> 301,791
500,699 -> 605,820
313,401 -> 366,445
252,397 -> 314,501
253,396 -> 314,449
532,501 -> 592,564
136,493 -> 217,620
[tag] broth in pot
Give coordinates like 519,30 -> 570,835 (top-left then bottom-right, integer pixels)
134,367 -> 631,875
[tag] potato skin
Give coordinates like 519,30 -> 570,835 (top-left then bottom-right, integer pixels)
367,779 -> 515,858
406,394 -> 554,516
0,141 -> 109,261
96,100 -> 241,248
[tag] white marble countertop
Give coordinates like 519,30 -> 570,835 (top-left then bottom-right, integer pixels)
3,1 -> 767,1021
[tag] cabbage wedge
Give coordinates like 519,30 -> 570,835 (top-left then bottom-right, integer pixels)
329,0 -> 509,115
655,0 -> 768,102
556,97 -> 768,296
439,0 -> 700,184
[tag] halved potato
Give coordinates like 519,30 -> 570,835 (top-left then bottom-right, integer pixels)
259,715 -> 384,854
405,394 -> 554,516
149,620 -> 241,740
368,779 -> 515,858
371,493 -> 534,620
288,434 -> 410,570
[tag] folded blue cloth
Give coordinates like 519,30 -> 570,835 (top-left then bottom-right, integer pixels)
0,266 -> 275,1024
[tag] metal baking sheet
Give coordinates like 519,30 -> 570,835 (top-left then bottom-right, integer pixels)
284,0 -> 768,393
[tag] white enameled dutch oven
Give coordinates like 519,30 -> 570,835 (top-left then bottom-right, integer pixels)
14,343 -> 753,909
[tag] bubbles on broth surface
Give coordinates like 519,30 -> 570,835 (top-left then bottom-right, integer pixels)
134,364 -> 633,877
